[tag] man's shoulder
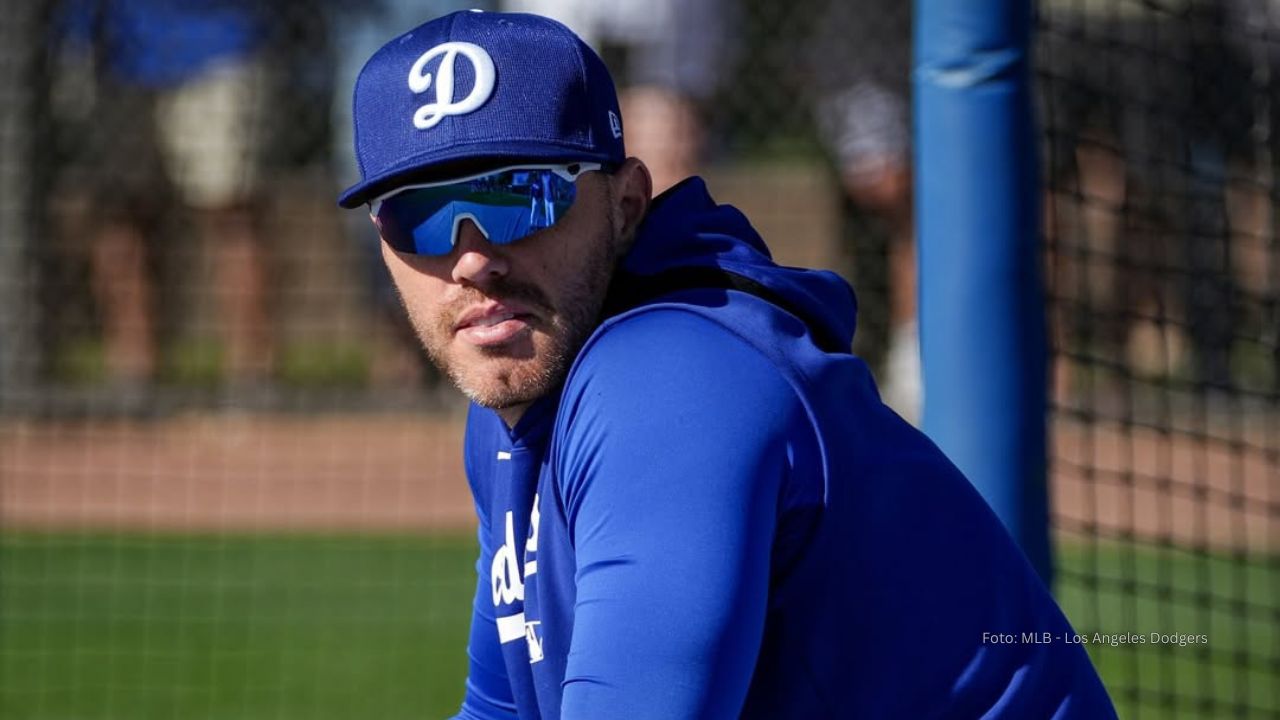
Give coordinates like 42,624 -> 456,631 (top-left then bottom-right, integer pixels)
568,305 -> 785,393
578,304 -> 765,370
560,306 -> 800,428
551,305 -> 811,504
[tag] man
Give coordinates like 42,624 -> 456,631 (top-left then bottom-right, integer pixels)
53,0 -> 275,389
339,11 -> 1116,719
808,0 -> 920,423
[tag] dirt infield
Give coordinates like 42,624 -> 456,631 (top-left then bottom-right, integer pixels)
0,413 -> 475,532
1050,415 -> 1276,551
2,412 -> 1275,549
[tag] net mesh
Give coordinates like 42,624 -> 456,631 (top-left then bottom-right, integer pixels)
1039,0 -> 1279,716
0,0 -> 1275,717
2,2 -> 885,716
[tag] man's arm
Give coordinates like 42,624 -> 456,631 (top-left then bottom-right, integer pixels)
451,517 -> 518,719
555,309 -> 802,719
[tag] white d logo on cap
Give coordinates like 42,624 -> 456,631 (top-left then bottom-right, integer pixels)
408,42 -> 496,130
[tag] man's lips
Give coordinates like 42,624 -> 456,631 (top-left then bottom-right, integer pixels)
454,303 -> 537,346
453,302 -> 537,330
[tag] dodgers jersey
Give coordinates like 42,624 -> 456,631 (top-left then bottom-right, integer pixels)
453,179 -> 1116,719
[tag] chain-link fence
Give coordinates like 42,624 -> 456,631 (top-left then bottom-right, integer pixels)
1,2 -> 902,716
1040,0 -> 1279,716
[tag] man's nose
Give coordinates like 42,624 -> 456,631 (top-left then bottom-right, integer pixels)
450,218 -> 509,286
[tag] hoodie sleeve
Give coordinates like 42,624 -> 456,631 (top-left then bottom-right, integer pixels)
453,416 -> 519,720
553,309 -> 803,719
451,518 -> 520,720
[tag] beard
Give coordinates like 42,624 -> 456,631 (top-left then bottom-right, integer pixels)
404,217 -> 621,412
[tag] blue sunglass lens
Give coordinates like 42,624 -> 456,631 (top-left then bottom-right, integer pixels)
374,169 -> 581,256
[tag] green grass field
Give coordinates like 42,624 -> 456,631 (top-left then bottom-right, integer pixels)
2,533 -> 1275,719
1055,543 -> 1278,719
1,532 -> 477,719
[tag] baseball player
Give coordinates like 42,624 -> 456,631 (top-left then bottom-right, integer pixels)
339,11 -> 1117,719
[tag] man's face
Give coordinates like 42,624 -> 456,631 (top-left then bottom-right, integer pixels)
379,170 -> 630,421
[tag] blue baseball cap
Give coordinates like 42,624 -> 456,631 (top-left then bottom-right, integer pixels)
338,10 -> 626,209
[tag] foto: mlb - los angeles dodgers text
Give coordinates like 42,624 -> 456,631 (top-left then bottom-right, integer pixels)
982,632 -> 1209,647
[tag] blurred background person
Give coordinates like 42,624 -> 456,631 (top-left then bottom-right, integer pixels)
1221,0 -> 1280,395
49,0 -> 274,393
1040,0 -> 1247,402
503,0 -> 735,194
1040,0 -> 1180,399
806,0 -> 918,422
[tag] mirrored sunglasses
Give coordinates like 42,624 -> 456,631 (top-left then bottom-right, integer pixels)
368,163 -> 602,256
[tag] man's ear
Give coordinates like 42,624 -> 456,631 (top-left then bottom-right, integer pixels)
611,157 -> 652,241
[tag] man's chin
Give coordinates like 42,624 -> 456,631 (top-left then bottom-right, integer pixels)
433,324 -> 577,411
459,382 -> 547,412
466,392 -> 535,412
450,357 -> 559,410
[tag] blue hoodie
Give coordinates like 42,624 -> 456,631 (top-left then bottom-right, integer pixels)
455,179 -> 1116,719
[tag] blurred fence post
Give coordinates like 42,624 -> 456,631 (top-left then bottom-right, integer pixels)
0,0 -> 40,406
914,0 -> 1051,582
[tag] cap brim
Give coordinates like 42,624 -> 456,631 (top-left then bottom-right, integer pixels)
337,141 -> 619,209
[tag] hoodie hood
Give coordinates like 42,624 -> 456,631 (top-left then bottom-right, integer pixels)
617,177 -> 859,350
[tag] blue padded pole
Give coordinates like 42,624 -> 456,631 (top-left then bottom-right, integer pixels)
914,0 -> 1051,583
